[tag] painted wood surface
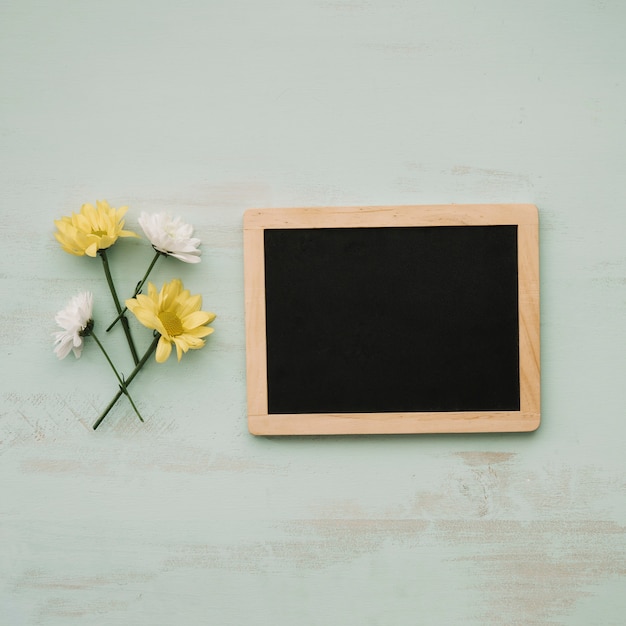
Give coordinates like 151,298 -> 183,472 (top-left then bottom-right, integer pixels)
1,1 -> 625,624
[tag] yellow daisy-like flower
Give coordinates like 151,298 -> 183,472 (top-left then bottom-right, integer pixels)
125,279 -> 216,363
54,200 -> 139,257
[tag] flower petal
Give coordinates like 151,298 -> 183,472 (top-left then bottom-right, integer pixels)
176,333 -> 206,348
147,282 -> 158,300
118,229 -> 141,239
84,242 -> 99,257
171,336 -> 188,361
177,293 -> 202,318
169,251 -> 201,264
182,310 -> 214,330
160,279 -> 183,311
126,303 -> 158,331
155,336 -> 172,363
186,326 -> 214,339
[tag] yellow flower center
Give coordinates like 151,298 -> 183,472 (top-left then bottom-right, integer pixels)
158,310 -> 183,336
91,229 -> 108,237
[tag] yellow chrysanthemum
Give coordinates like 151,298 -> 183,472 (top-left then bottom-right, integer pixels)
54,200 -> 139,257
125,279 -> 216,363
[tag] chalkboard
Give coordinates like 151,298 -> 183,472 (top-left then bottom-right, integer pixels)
243,205 -> 540,435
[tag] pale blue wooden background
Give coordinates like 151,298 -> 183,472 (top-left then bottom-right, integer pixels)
1,1 -> 625,624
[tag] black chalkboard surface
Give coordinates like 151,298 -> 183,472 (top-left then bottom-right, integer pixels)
244,205 -> 540,435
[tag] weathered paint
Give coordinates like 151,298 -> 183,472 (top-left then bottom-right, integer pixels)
1,1 -> 625,624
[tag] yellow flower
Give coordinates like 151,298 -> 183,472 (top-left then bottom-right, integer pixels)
125,279 -> 216,363
54,200 -> 139,257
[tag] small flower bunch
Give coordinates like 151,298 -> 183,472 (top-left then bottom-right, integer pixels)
53,200 -> 216,430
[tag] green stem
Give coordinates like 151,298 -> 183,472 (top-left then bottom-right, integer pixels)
106,249 -> 163,332
92,334 -> 160,430
99,249 -> 139,365
90,330 -> 144,424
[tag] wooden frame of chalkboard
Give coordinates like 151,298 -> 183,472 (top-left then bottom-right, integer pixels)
243,204 -> 540,435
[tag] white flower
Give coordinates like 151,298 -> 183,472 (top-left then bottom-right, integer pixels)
138,212 -> 202,264
53,292 -> 94,359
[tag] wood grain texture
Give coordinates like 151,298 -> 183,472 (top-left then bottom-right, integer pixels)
1,1 -> 625,624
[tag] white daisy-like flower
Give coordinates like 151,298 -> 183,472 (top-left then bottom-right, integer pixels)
53,291 -> 94,359
137,212 -> 202,264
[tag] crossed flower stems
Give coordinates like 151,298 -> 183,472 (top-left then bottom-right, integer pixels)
92,333 -> 160,430
93,273 -> 215,429
54,202 -> 213,430
96,249 -> 162,428
84,322 -> 147,427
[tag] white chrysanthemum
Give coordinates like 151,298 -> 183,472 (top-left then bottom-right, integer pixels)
137,212 -> 202,264
53,292 -> 94,359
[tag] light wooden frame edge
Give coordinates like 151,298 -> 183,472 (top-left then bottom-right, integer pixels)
243,204 -> 540,435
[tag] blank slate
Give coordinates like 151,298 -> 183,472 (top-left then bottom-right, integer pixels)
243,204 -> 540,435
